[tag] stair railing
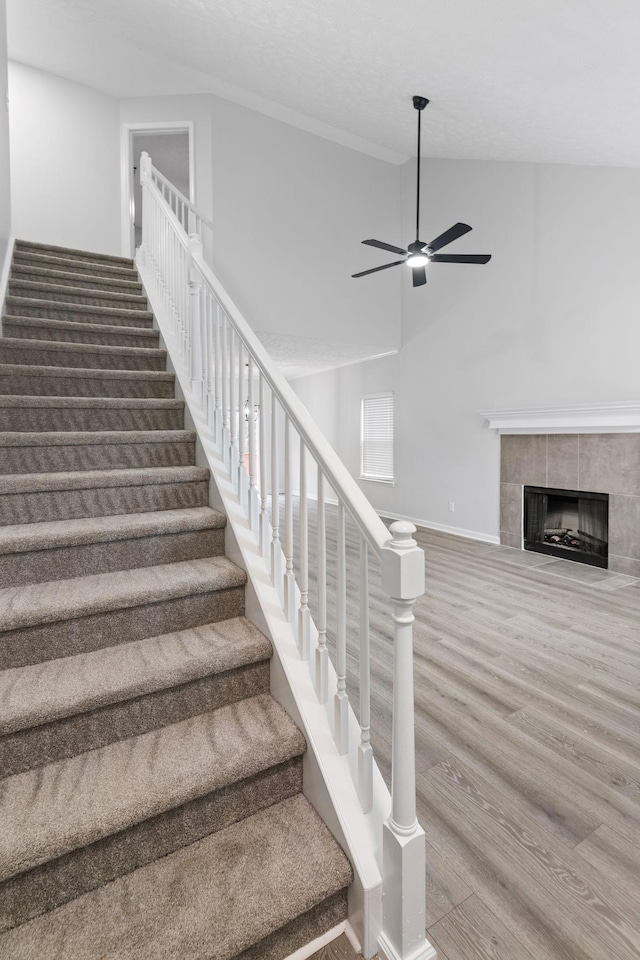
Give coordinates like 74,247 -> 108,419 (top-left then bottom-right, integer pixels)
149,164 -> 212,241
137,152 -> 435,960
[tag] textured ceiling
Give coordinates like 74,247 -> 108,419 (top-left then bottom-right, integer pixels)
8,0 -> 640,166
255,334 -> 396,381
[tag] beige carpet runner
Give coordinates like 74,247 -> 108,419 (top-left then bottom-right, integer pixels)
0,240 -> 351,959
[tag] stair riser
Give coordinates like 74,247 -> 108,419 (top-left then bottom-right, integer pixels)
15,243 -> 133,268
0,405 -> 184,432
6,298 -> 153,327
0,439 -> 195,474
0,526 -> 224,589
0,585 -> 245,669
0,344 -> 166,372
0,757 -> 301,933
8,284 -> 149,312
238,891 -> 348,960
2,319 -> 159,349
13,253 -> 138,281
0,660 -> 269,776
0,476 -> 208,526
0,370 -> 174,399
11,268 -> 142,294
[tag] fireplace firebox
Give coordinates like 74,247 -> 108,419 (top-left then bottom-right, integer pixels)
523,486 -> 609,568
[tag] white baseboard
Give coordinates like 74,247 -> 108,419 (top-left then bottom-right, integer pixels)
377,509 -> 500,545
0,236 -> 15,336
283,922 -> 346,960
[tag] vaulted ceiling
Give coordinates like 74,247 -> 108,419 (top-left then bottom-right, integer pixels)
7,0 -> 640,167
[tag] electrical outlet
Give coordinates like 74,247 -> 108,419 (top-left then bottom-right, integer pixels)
448,501 -> 455,513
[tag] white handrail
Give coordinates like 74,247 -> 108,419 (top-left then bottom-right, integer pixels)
137,152 -> 434,960
150,165 -> 212,239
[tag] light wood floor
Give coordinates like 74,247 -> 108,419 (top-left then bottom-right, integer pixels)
290,501 -> 640,960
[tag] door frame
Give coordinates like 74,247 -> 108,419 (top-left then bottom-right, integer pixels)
120,120 -> 195,258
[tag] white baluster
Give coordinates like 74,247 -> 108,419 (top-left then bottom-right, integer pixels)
297,442 -> 310,659
238,342 -> 247,502
270,392 -> 282,587
334,502 -> 348,754
229,328 -> 238,481
248,357 -> 258,534
205,290 -> 215,430
379,521 -> 433,960
283,417 -> 296,623
221,316 -> 230,462
188,234 -> 204,405
358,538 -> 373,813
259,374 -> 270,559
315,469 -> 328,702
214,302 -> 222,445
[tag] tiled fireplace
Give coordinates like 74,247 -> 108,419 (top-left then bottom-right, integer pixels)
500,433 -> 640,576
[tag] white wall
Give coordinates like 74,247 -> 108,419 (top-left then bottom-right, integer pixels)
123,92 -> 402,349
0,0 -> 10,266
207,96 -> 401,349
293,158 -> 640,540
8,61 -> 120,254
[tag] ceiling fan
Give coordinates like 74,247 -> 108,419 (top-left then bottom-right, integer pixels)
352,96 -> 491,287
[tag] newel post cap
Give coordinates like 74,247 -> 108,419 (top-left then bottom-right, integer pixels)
381,521 -> 425,600
139,151 -> 152,181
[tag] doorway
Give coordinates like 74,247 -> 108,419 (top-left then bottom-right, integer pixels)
121,122 -> 195,258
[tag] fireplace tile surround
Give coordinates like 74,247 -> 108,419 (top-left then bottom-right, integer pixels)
500,433 -> 640,576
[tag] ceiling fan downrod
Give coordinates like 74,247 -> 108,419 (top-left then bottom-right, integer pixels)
413,95 -> 429,243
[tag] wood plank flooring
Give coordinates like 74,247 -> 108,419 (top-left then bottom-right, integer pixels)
289,500 -> 640,960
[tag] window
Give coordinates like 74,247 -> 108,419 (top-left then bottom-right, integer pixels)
361,393 -> 394,484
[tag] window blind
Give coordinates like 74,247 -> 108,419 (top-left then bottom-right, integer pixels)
361,393 -> 394,482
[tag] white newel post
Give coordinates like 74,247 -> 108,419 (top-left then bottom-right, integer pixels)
379,522 -> 436,960
188,234 -> 204,405
138,153 -> 152,269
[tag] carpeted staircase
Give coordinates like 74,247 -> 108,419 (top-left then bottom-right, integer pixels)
0,240 -> 352,959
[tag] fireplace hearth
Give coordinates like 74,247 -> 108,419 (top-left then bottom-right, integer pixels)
524,486 -> 609,568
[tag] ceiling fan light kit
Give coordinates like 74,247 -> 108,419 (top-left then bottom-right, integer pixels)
352,95 -> 492,287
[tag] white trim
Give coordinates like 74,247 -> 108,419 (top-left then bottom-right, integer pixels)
379,509 -> 500,545
360,476 -> 395,486
120,121 -> 195,258
282,922 -> 346,960
0,235 -> 15,334
284,348 -> 398,382
479,401 -> 640,434
378,930 -> 437,960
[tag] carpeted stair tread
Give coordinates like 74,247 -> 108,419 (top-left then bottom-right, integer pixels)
14,239 -> 133,266
8,279 -> 149,310
2,315 -> 159,347
0,395 -> 185,432
5,296 -> 154,325
0,694 -> 305,883
0,429 -> 196,474
0,793 -> 351,960
11,264 -> 143,293
0,505 -> 222,556
0,363 -> 175,400
13,251 -> 139,281
0,429 -> 194,450
0,555 -> 244,634
0,336 -> 167,371
0,616 -> 270,736
0,464 -> 207,496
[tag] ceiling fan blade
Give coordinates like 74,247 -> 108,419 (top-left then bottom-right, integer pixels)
430,254 -> 492,264
352,259 -> 406,279
412,266 -> 427,287
426,222 -> 472,253
362,239 -> 409,256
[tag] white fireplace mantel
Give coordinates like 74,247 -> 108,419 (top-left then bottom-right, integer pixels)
479,401 -> 640,435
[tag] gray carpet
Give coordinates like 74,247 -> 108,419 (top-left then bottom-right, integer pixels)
0,239 -> 351,959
